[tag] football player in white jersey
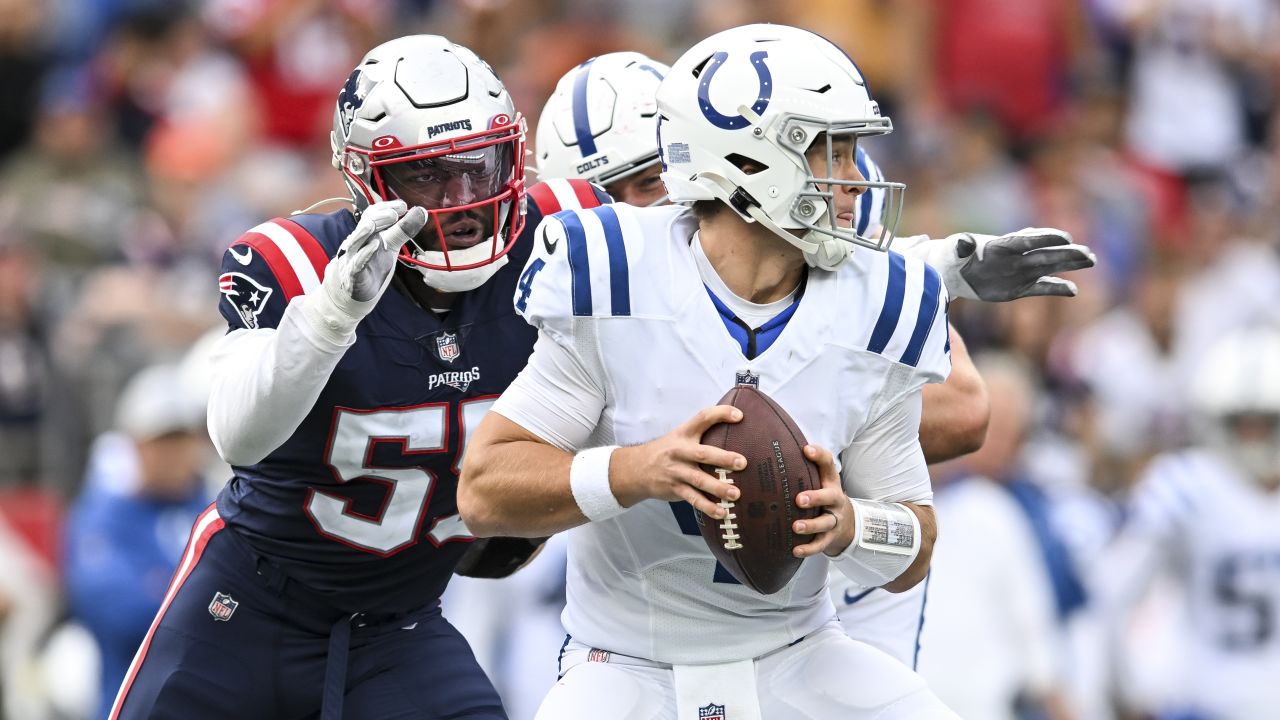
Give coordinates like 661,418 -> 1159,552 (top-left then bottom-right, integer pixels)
460,24 -> 971,719
1096,325 -> 1280,720
532,49 -> 1095,671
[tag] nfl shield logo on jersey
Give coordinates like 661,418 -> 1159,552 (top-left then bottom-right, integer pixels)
436,332 -> 461,363
208,592 -> 239,621
698,703 -> 726,720
734,369 -> 759,388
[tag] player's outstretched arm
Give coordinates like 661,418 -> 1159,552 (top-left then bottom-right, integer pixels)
920,325 -> 989,463
208,202 -> 425,466
899,228 -> 1096,302
458,406 -> 747,538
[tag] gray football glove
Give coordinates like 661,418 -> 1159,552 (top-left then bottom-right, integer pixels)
918,228 -> 1097,302
302,200 -> 427,341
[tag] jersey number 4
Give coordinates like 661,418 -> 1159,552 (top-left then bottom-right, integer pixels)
306,398 -> 494,556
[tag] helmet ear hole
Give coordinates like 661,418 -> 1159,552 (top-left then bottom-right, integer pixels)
725,153 -> 767,175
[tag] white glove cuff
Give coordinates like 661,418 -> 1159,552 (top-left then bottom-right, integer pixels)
570,446 -> 624,522
829,499 -> 921,587
907,234 -> 978,301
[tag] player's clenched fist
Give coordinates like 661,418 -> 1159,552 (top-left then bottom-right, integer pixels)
609,405 -> 747,520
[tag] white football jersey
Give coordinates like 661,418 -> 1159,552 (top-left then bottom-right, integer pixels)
1126,449 -> 1280,719
510,203 -> 950,664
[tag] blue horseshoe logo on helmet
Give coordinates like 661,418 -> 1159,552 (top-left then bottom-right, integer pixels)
698,51 -> 772,130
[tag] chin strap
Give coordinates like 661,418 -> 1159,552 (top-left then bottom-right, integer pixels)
742,203 -> 847,270
696,171 -> 850,271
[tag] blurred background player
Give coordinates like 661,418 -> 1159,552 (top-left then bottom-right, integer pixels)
1095,325 -> 1280,720
63,362 -> 211,720
914,353 -> 1072,720
109,34 -> 608,720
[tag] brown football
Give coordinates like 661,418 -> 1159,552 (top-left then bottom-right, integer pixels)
695,385 -> 822,594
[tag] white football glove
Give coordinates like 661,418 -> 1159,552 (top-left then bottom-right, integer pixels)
302,200 -> 428,342
913,227 -> 1096,302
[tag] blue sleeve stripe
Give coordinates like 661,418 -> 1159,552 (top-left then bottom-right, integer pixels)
868,252 -> 907,354
592,205 -> 630,316
901,265 -> 942,367
856,147 -> 873,237
558,211 -> 593,317
571,59 -> 598,157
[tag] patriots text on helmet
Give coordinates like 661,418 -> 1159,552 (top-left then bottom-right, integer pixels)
426,119 -> 474,138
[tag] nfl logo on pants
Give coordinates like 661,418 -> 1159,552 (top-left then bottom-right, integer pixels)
699,703 -> 726,720
208,592 -> 239,621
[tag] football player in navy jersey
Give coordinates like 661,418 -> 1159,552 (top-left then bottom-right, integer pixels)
109,35 -> 608,720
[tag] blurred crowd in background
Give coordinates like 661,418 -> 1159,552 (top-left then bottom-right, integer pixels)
0,0 -> 1278,718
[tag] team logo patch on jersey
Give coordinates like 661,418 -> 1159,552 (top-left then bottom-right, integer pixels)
735,370 -> 759,388
698,703 -> 726,720
428,366 -> 481,392
587,648 -> 611,663
208,592 -> 239,621
436,331 -> 461,363
219,271 -> 273,329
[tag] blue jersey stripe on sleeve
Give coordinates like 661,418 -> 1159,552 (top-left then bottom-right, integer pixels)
868,252 -> 907,354
901,265 -> 942,367
571,59 -> 598,157
558,211 -> 593,317
592,206 -> 631,316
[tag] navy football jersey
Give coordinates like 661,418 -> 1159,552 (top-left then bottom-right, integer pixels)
214,179 -> 610,614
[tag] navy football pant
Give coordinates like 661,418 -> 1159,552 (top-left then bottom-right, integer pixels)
110,506 -> 507,720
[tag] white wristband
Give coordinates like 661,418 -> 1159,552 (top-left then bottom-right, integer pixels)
829,499 -> 921,587
570,446 -> 624,522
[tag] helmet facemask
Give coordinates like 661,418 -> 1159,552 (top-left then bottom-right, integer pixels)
352,117 -> 527,292
781,117 -> 905,254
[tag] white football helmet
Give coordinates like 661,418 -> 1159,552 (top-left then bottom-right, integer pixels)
536,52 -> 670,194
330,35 -> 527,292
656,24 -> 904,269
1190,325 -> 1280,485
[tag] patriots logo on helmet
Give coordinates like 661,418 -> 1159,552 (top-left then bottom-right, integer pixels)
219,271 -> 273,329
698,703 -> 726,720
338,68 -> 374,139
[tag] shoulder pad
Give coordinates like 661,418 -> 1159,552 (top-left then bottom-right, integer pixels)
527,178 -> 612,216
217,210 -> 352,331
512,202 -> 654,344
860,250 -> 951,382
